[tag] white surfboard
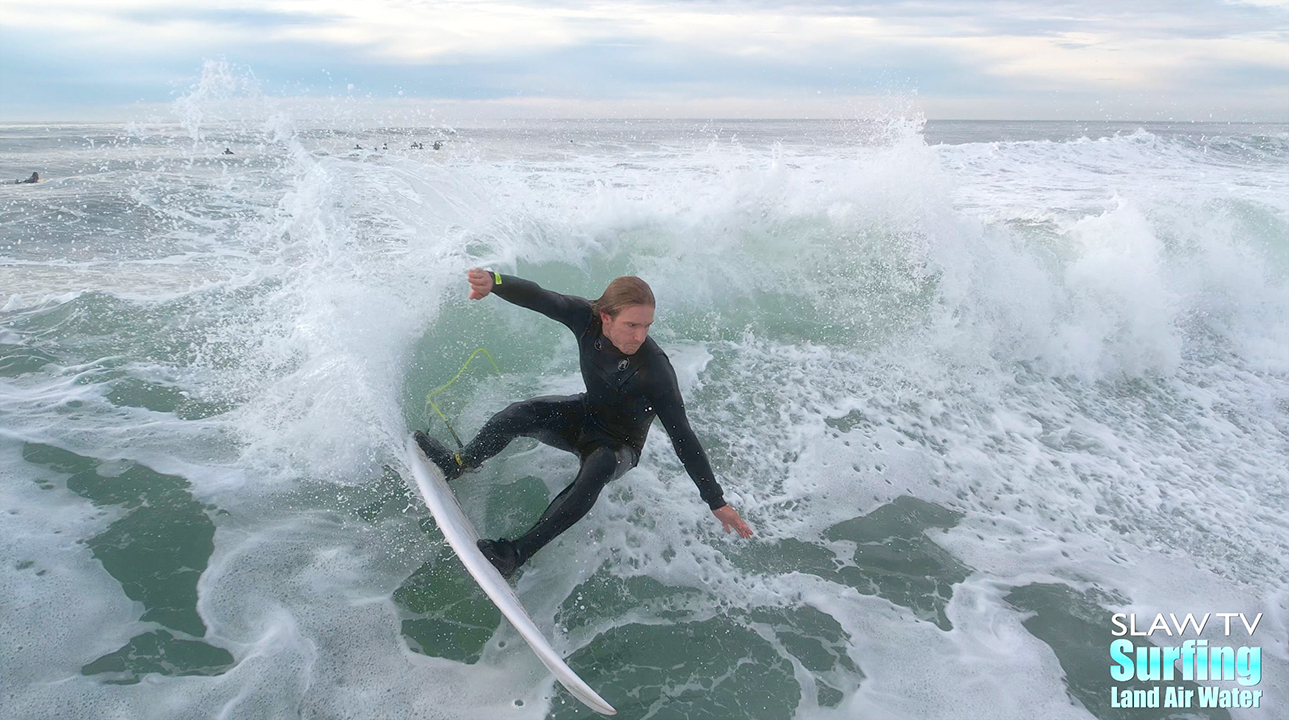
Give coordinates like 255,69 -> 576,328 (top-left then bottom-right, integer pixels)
405,437 -> 617,716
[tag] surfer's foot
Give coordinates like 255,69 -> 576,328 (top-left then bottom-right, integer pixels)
477,538 -> 521,578
414,431 -> 466,480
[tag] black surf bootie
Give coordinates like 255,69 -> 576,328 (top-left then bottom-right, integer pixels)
477,538 -> 521,578
413,431 -> 466,481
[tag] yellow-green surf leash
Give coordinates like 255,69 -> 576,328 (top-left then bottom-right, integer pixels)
425,348 -> 501,451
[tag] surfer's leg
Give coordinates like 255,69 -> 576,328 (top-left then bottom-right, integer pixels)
503,444 -> 634,569
417,395 -> 581,481
459,395 -> 582,467
478,448 -> 618,576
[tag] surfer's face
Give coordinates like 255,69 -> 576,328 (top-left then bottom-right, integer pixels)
600,304 -> 653,355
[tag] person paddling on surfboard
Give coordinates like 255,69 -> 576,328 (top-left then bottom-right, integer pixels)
416,268 -> 753,577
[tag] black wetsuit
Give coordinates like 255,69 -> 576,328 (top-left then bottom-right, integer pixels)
457,273 -> 726,568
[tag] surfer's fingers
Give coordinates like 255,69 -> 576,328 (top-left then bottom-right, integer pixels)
733,518 -> 752,538
722,517 -> 751,537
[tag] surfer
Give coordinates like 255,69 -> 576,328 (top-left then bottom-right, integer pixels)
416,269 -> 753,576
14,172 -> 38,184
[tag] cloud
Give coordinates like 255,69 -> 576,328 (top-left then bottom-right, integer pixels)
1,0 -> 1285,119
119,7 -> 341,27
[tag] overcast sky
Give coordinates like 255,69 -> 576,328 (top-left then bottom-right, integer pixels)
1,0 -> 1286,121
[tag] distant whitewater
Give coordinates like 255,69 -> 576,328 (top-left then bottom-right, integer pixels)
2,74 -> 1287,719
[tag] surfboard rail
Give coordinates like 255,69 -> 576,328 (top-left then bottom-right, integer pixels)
405,436 -> 616,716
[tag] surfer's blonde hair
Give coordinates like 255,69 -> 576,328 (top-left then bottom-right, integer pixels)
592,276 -> 655,318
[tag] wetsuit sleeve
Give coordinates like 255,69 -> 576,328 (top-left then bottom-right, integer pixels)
489,273 -> 594,335
653,356 -> 727,510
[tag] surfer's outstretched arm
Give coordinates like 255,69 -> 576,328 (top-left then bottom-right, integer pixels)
466,268 -> 591,333
654,356 -> 754,538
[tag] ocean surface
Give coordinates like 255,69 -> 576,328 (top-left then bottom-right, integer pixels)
3,81 -> 1288,720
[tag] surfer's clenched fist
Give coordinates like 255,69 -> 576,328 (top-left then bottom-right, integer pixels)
467,268 -> 494,300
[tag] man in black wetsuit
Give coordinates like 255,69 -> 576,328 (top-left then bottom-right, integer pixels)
416,268 -> 752,576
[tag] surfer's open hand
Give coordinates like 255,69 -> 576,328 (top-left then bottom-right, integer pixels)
467,268 -> 494,300
713,505 -> 753,538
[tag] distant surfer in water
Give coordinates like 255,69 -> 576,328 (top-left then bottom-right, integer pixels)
416,269 -> 753,576
14,172 -> 38,184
